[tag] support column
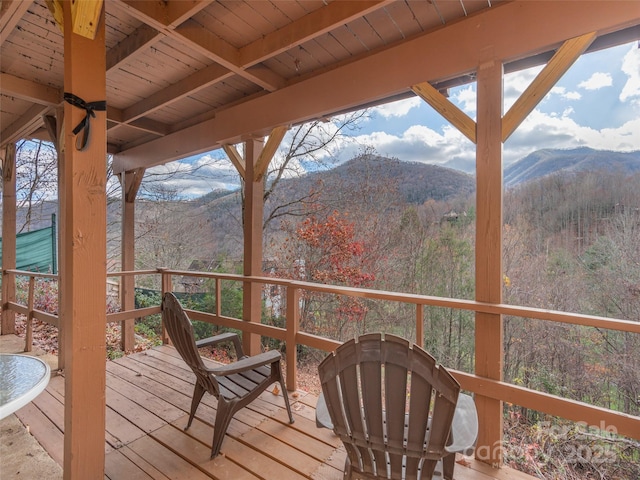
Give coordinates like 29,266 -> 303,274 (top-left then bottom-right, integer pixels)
60,1 -> 107,478
120,169 -> 143,352
45,106 -> 66,370
1,143 -> 17,334
474,58 -> 504,467
243,138 -> 264,356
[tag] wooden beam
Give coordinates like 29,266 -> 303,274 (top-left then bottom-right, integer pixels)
124,167 -> 144,203
1,0 -> 32,44
0,103 -> 49,147
106,23 -> 162,71
0,73 -> 61,106
175,20 -> 285,91
113,1 -> 639,172
116,0 -> 284,91
1,143 -> 17,334
255,125 -> 289,180
474,58 -> 504,468
223,144 -> 245,179
45,0 -> 104,39
502,31 -> 597,142
239,0 -> 392,67
117,0 -> 211,29
60,1 -> 107,477
71,0 -> 103,39
411,82 -> 476,144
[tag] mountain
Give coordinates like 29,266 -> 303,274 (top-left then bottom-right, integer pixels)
274,155 -> 475,206
504,147 -> 640,187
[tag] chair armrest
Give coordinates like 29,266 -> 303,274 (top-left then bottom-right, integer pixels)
209,350 -> 282,377
445,393 -> 478,455
196,332 -> 244,359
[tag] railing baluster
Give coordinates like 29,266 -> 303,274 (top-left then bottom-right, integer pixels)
215,278 -> 221,317
415,303 -> 423,348
24,276 -> 36,352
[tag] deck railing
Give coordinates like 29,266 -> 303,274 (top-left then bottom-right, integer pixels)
3,267 -> 640,449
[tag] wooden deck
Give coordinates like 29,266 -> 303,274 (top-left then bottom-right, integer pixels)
14,345 -> 534,480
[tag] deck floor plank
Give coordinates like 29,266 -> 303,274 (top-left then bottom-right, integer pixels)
150,421 -> 261,480
12,345 -> 535,480
105,448 -> 159,480
126,435 -> 215,480
106,368 -> 185,423
167,417 -> 308,480
14,400 -> 65,466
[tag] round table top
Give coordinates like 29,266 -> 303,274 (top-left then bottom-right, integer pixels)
0,353 -> 51,420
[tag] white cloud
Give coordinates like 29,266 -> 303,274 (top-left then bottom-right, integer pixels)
504,66 -> 544,110
146,152 -> 241,197
505,109 -> 640,164
339,124 -> 476,172
620,45 -> 640,106
578,72 -> 613,90
551,86 -> 582,101
372,97 -> 421,118
451,86 -> 476,117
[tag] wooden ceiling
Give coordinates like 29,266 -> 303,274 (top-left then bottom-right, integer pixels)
1,1 -> 639,174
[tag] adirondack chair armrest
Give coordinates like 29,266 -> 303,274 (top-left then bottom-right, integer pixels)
196,332 -> 244,359
209,350 -> 282,377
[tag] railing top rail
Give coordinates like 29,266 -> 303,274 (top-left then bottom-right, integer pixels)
4,269 -> 58,279
102,269 -> 640,334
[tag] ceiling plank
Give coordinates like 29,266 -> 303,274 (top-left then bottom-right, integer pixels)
113,1 -> 639,172
0,73 -> 62,106
502,31 -> 597,142
239,0 -> 393,67
223,144 -> 245,179
255,125 -> 289,180
121,63 -> 232,123
412,81 -> 476,144
0,0 -> 33,44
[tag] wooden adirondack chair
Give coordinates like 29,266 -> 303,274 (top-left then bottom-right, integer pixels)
161,292 -> 294,457
318,333 -> 461,480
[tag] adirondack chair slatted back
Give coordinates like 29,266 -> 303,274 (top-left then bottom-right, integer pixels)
162,292 -> 216,393
319,333 -> 460,480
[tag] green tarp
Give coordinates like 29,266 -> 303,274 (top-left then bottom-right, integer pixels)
0,218 -> 57,274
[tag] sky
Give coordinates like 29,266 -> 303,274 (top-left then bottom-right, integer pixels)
148,41 -> 640,198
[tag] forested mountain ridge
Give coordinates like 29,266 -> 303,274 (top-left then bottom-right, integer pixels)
504,147 -> 640,187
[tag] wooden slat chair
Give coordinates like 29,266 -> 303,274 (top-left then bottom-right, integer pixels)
161,292 -> 294,457
318,333 -> 461,480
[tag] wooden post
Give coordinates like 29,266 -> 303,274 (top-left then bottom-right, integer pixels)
243,138 -> 264,356
45,106 -> 65,370
285,285 -> 299,392
60,1 -> 107,478
120,169 -> 143,352
1,143 -> 17,334
474,57 -> 504,467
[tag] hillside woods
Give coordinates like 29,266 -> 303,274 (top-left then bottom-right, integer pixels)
12,147 -> 640,478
